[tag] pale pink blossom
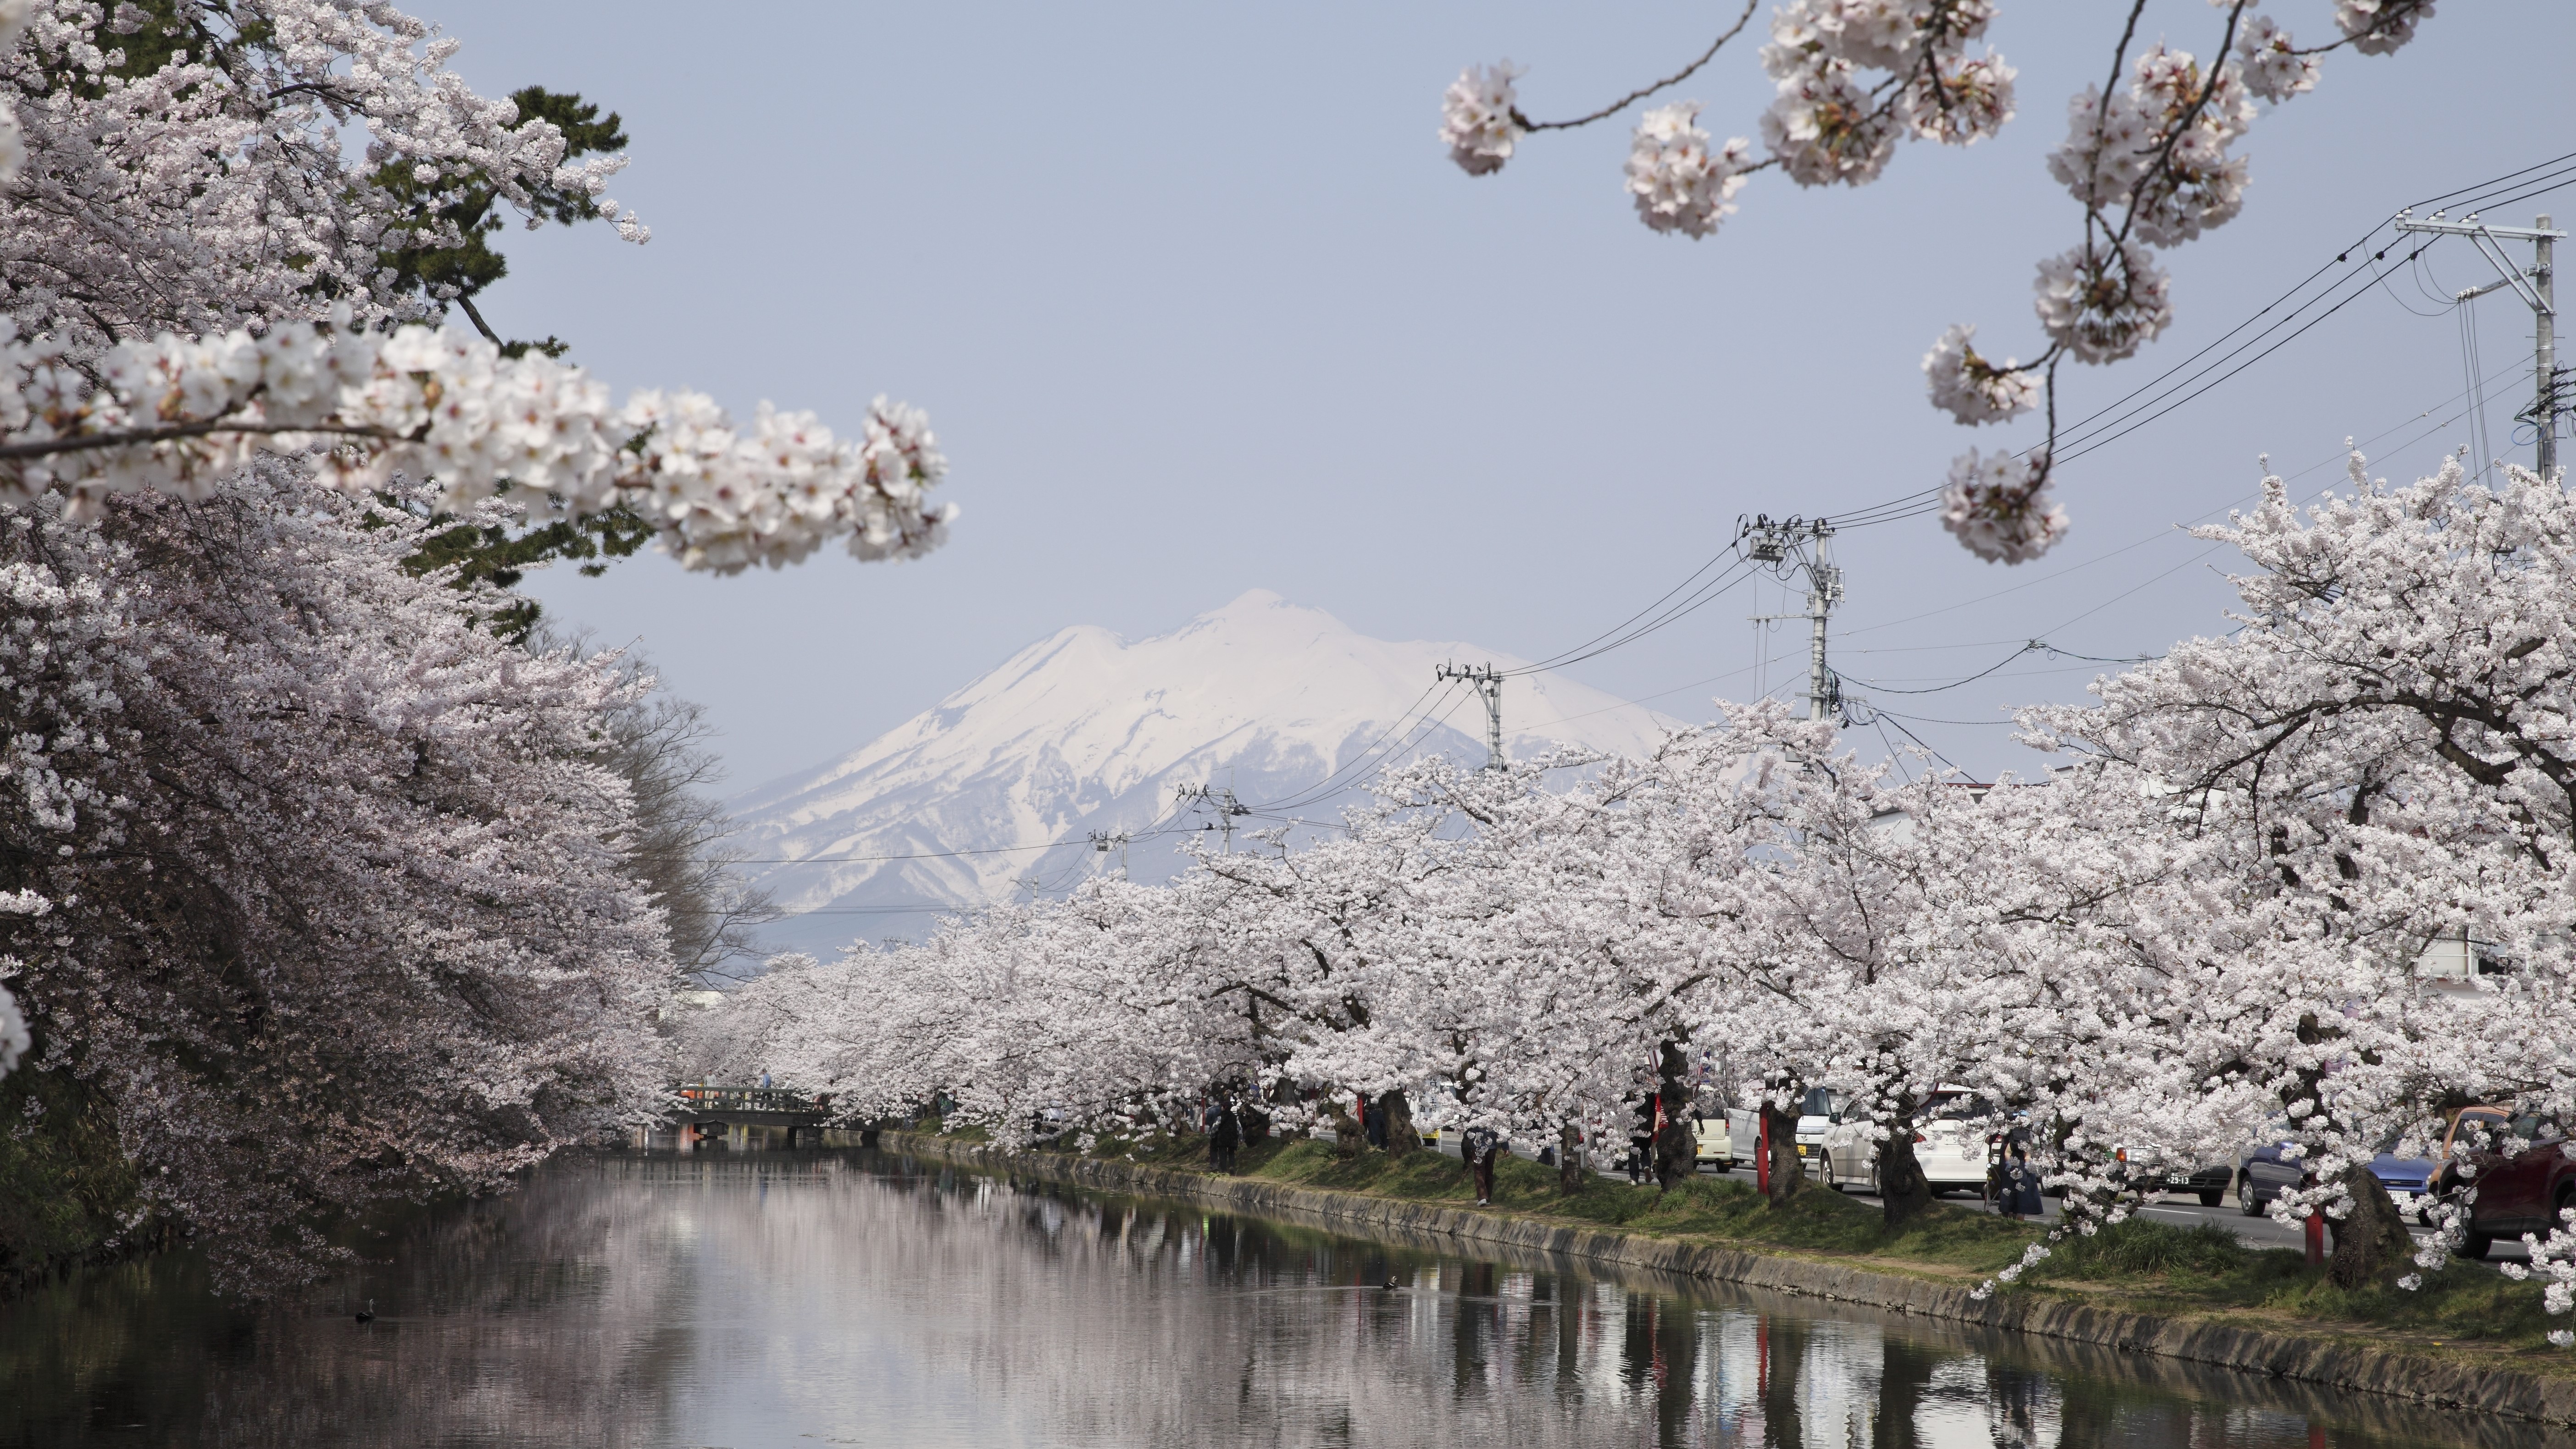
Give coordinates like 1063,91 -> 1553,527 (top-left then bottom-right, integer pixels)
1439,61 -> 1524,176
1625,102 -> 1752,238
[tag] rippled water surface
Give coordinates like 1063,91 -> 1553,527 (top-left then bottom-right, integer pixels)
2,1150 -> 2563,1448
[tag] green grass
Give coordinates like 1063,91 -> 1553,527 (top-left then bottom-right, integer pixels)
928,1127 -> 2574,1364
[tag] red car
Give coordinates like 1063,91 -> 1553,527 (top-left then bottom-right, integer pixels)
2437,1107 -> 2576,1258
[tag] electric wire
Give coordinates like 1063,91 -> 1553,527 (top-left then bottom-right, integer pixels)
1255,680 -> 1465,813
1502,558 -> 1759,678
1803,152 -> 2576,531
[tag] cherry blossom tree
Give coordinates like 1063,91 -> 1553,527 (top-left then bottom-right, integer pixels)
1435,1 -> 2440,563
2017,452 -> 2576,1295
0,0 -> 956,1291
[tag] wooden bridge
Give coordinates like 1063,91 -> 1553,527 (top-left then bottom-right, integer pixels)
659,1084 -> 844,1150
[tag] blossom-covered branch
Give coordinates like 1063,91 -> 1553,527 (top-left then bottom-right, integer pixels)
1434,2 -> 2446,564
0,316 -> 951,573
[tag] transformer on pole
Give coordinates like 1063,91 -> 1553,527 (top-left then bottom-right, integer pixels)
1743,517 -> 1842,722
2394,210 -> 2565,477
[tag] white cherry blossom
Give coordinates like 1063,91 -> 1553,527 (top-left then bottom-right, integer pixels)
2237,15 -> 2321,103
1921,323 -> 2038,425
2034,238 -> 2172,363
1439,61 -> 1524,177
1625,103 -> 1752,239
1940,446 -> 2065,562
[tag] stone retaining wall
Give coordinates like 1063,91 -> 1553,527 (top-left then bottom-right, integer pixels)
880,1130 -> 2576,1431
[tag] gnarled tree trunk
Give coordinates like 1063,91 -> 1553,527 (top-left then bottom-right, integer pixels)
1654,1039 -> 1696,1190
1763,1099 -> 1804,1207
1381,1088 -> 1421,1156
2328,1161 -> 2415,1288
1559,1119 -> 1587,1193
1878,1129 -> 1935,1228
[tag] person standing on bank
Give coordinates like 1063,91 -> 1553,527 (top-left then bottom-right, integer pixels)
1999,1143 -> 2043,1220
1465,1126 -> 1502,1206
1211,1100 -> 1242,1174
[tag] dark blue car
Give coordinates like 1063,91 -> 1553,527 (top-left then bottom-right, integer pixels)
2236,1135 -> 2434,1221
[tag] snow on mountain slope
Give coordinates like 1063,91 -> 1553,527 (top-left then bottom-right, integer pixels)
729,590 -> 1685,956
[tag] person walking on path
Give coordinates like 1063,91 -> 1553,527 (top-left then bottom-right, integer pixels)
1465,1127 -> 1502,1206
1211,1101 -> 1243,1175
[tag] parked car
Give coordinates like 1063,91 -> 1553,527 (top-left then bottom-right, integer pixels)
1722,1099 -> 1836,1184
2437,1107 -> 2576,1259
1723,1088 -> 1992,1196
1693,1116 -> 1732,1171
2234,1136 -> 2305,1216
2239,1109 -> 2515,1224
2115,1144 -> 2231,1206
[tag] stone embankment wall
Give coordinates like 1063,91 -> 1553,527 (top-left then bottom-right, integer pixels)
879,1130 -> 2576,1432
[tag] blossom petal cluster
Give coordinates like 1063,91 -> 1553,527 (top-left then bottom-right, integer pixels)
1760,0 -> 2010,187
2033,238 -> 2172,364
2235,15 -> 2321,103
1940,445 -> 2065,562
2335,0 -> 2436,56
0,318 -> 953,574
2047,46 -> 2254,249
1921,323 -> 2038,424
1439,61 -> 1524,176
1624,103 -> 1752,239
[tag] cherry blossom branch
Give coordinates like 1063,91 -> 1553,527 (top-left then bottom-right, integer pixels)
0,316 -> 954,574
1516,0 -> 1761,133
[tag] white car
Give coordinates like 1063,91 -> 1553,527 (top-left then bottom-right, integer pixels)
1734,1087 -> 1995,1196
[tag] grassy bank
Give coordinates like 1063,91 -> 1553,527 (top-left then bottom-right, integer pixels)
984,1129 -> 2571,1371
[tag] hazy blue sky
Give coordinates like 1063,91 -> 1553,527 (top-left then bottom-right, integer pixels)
425,1 -> 2575,792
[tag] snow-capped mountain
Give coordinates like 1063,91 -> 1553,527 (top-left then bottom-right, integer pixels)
729,590 -> 1684,956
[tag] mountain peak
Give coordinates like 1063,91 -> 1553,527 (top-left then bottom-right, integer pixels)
731,594 -> 1682,956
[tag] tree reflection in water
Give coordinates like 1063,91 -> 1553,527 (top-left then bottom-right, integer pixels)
1,1151 -> 2561,1449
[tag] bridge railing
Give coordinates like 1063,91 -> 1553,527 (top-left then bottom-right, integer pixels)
673,1084 -> 833,1116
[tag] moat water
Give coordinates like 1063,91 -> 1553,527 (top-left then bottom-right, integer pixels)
1,1150 -> 2559,1448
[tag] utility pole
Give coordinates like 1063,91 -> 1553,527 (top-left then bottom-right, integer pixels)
1743,517 -> 1843,722
2395,210 -> 2566,477
1089,830 -> 1131,879
1436,662 -> 1506,770
1175,784 -> 1249,852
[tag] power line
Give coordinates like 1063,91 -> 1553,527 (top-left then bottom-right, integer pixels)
1786,152 -> 2576,532
1838,353 -> 2536,646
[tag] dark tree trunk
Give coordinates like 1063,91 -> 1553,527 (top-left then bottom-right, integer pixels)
1559,1119 -> 1587,1194
1654,1040 -> 1696,1190
1763,1100 -> 1804,1208
1329,1106 -> 1362,1158
1381,1088 -> 1421,1156
2328,1161 -> 2415,1288
1878,1127 -> 1936,1229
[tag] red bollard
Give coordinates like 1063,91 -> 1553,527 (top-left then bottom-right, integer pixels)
2304,1211 -> 2325,1266
1756,1115 -> 1771,1195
